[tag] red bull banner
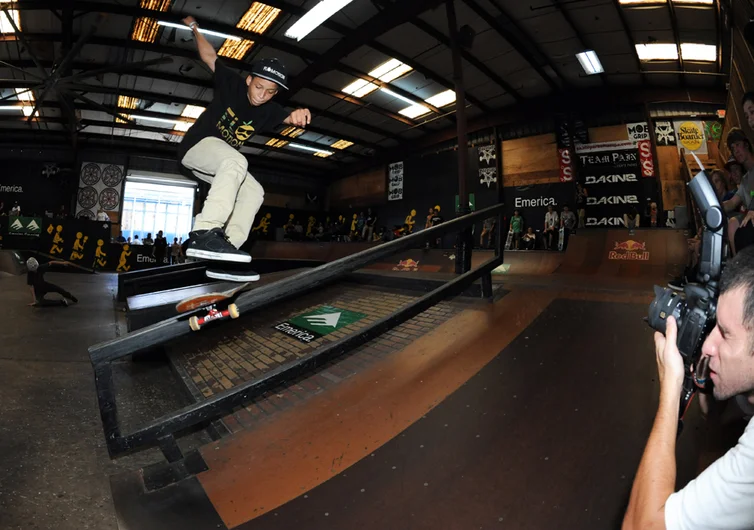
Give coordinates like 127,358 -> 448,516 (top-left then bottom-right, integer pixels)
608,239 -> 649,261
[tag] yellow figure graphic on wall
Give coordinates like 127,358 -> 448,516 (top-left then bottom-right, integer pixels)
306,216 -> 316,236
252,213 -> 272,234
405,209 -> 417,233
350,213 -> 357,234
70,231 -> 89,261
94,239 -> 108,268
47,224 -> 54,235
50,225 -> 64,254
117,244 -> 132,272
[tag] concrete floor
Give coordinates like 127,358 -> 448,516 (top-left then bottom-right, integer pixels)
0,270 -> 195,530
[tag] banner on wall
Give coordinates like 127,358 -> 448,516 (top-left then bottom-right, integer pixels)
654,121 -> 676,146
504,183 -> 574,232
576,141 -> 644,227
477,143 -> 498,189
637,140 -> 654,177
40,217 -> 111,267
626,122 -> 650,142
75,162 -> 126,220
558,148 -> 574,182
674,120 -> 707,155
388,162 -> 404,201
8,216 -> 42,237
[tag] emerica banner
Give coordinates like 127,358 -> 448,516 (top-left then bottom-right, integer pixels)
576,141 -> 643,227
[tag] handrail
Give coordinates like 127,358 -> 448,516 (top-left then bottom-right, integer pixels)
89,203 -> 504,461
89,203 -> 505,363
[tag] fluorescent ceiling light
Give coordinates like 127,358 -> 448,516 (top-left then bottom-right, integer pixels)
0,105 -> 24,111
342,58 -> 413,98
379,87 -> 420,106
280,126 -> 305,137
0,2 -> 20,34
157,21 -> 242,41
266,138 -> 289,148
21,106 -> 37,117
173,121 -> 192,132
284,0 -> 354,41
619,0 -> 666,4
180,105 -> 205,119
675,0 -> 713,3
331,139 -> 353,150
576,50 -> 604,75
680,43 -> 716,61
218,2 -> 281,60
635,43 -> 679,61
289,142 -> 334,155
132,114 -> 184,125
399,104 -> 431,119
425,89 -> 456,107
15,87 -> 33,101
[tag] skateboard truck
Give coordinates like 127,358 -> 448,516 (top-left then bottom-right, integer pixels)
189,303 -> 241,331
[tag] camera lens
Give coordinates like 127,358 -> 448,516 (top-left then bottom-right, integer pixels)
648,285 -> 684,333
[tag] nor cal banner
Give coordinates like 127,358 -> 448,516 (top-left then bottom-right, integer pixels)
575,141 -> 643,227
8,216 -> 42,237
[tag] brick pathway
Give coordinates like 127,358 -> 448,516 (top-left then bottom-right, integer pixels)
167,281 -> 480,435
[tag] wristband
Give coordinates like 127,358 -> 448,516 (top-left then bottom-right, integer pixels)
189,22 -> 197,29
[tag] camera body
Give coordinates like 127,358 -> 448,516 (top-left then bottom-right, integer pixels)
646,163 -> 724,428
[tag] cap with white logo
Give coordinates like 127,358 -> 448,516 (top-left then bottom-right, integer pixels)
251,58 -> 289,91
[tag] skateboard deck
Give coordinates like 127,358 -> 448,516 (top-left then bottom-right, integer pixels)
504,230 -> 513,251
176,282 -> 252,330
558,227 -> 565,251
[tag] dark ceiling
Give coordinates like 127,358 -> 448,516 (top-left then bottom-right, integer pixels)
0,0 -> 727,178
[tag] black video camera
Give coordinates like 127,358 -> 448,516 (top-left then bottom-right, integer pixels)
646,162 -> 725,432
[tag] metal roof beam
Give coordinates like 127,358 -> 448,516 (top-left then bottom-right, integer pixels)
610,0 -> 647,84
462,0 -> 561,91
551,0 -> 608,85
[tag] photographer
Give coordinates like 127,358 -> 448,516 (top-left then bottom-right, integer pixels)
623,246 -> 754,530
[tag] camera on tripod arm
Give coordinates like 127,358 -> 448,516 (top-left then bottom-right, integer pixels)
646,155 -> 726,431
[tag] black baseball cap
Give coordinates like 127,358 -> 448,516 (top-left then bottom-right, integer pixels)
251,58 -> 289,90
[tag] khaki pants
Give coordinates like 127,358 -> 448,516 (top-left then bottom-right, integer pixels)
181,137 -> 264,248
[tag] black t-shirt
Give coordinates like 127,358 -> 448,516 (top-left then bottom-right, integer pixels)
366,214 -> 376,227
154,236 -> 168,251
430,214 -> 444,226
178,60 -> 289,160
27,263 -> 50,288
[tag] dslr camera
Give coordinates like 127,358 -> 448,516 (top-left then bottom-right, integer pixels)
646,162 -> 725,432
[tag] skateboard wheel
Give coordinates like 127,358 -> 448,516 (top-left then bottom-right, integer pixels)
228,304 -> 240,319
189,316 -> 200,331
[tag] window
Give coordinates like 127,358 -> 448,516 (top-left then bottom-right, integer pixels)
121,179 -> 195,244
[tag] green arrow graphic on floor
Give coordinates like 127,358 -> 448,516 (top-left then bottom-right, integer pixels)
274,306 -> 367,344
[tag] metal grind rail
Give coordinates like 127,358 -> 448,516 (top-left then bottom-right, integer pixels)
89,203 -> 504,464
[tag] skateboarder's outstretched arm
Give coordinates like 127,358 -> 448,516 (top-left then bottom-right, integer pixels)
183,16 -> 217,72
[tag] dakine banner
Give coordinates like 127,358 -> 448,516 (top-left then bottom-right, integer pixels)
576,142 -> 644,227
503,183 -> 574,232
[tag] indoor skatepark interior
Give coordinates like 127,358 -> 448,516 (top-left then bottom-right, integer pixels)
0,0 -> 744,528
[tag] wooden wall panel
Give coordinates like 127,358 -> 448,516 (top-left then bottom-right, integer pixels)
662,181 -> 687,210
588,125 -> 628,143
328,166 -> 385,208
502,133 -> 560,186
657,146 -> 682,181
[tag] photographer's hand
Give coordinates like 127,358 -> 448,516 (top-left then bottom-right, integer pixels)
654,316 -> 685,400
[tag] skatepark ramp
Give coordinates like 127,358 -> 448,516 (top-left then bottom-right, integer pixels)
0,250 -> 25,277
88,204 -> 505,472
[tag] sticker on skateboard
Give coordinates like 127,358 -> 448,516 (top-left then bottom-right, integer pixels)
175,282 -> 252,331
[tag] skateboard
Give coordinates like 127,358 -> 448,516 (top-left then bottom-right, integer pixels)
558,227 -> 565,251
175,282 -> 251,331
505,230 -> 513,251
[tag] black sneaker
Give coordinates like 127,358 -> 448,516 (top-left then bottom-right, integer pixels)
69,295 -> 78,303
62,298 -> 69,307
206,268 -> 260,282
186,228 -> 251,263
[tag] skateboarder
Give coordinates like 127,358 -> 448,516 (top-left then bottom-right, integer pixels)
178,16 -> 312,276
26,257 -> 78,307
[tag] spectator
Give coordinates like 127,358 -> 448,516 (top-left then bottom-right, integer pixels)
133,234 -> 140,245
560,205 -> 576,250
153,230 -> 168,266
480,216 -> 497,249
96,208 -> 110,222
509,210 -> 523,250
363,208 -> 377,242
522,227 -> 536,250
115,231 -> 126,243
624,206 -> 640,231
575,182 -> 587,229
425,207 -> 435,229
427,206 -> 444,248
710,169 -> 730,202
543,205 -> 559,250
170,238 -> 181,264
10,202 -> 21,216
723,128 -> 754,255
0,201 -> 4,215
142,233 -> 154,245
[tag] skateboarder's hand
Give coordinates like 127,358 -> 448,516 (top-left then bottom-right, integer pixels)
287,108 -> 311,127
183,16 -> 197,27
